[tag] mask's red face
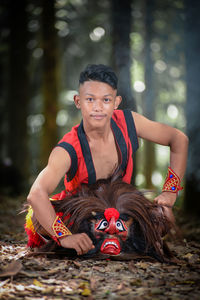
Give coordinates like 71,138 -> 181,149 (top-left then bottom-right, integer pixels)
92,208 -> 132,255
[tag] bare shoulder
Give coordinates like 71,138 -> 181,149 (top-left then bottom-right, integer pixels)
30,147 -> 71,196
131,111 -> 154,137
46,146 -> 71,185
48,146 -> 71,172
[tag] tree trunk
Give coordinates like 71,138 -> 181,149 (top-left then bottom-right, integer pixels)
184,0 -> 200,216
111,0 -> 136,111
143,0 -> 156,189
41,0 -> 59,167
111,0 -> 137,184
7,0 -> 29,193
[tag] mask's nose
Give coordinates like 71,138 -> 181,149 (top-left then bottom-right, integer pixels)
105,216 -> 119,235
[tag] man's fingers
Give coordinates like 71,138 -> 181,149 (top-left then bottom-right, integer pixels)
73,233 -> 94,255
162,206 -> 175,223
60,233 -> 95,255
75,243 -> 90,256
75,245 -> 82,256
78,234 -> 94,253
81,233 -> 94,248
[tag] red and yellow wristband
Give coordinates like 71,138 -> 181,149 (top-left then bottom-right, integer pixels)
51,215 -> 72,246
162,167 -> 183,194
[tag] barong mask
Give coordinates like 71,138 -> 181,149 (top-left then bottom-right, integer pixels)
29,172 -> 174,262
91,208 -> 131,255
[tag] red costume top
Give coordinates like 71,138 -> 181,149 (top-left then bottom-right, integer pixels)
53,109 -> 139,199
25,109 -> 139,248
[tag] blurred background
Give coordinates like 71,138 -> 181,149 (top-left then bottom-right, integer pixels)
0,0 -> 200,228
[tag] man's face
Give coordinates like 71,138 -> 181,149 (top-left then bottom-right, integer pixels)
74,81 -> 121,129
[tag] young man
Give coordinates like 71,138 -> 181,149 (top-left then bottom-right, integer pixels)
26,64 -> 188,256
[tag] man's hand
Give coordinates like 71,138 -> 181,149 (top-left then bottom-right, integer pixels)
59,233 -> 95,255
154,192 -> 177,207
154,192 -> 177,224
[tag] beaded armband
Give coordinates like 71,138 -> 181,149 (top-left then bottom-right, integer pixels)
162,167 -> 183,193
51,216 -> 72,245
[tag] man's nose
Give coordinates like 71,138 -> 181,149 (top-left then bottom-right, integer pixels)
93,99 -> 103,111
105,217 -> 118,234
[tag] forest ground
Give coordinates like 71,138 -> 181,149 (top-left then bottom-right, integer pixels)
0,195 -> 200,300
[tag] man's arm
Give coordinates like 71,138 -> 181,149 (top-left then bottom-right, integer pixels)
132,111 -> 189,207
27,147 -> 94,255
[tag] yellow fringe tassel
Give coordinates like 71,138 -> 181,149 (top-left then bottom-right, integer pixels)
25,206 -> 36,233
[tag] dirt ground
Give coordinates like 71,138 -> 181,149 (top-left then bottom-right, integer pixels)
0,195 -> 200,300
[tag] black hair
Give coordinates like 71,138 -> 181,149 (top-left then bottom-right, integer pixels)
79,64 -> 118,90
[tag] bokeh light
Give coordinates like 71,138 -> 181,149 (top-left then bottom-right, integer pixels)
56,110 -> 69,126
167,104 -> 179,119
151,171 -> 163,186
133,81 -> 146,93
89,27 -> 105,42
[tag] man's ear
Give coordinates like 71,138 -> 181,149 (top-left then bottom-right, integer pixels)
114,95 -> 122,109
74,95 -> 81,109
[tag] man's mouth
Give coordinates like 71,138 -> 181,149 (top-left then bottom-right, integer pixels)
91,114 -> 106,120
100,238 -> 121,255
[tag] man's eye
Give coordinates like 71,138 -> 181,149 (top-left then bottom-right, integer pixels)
97,219 -> 108,230
87,98 -> 93,102
104,98 -> 110,103
116,220 -> 125,231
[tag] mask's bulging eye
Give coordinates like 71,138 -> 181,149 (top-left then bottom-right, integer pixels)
97,219 -> 108,230
116,220 -> 125,231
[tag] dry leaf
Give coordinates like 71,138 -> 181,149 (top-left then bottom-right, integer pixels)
33,279 -> 43,287
0,260 -> 22,278
130,279 -> 142,287
81,287 -> 92,296
90,276 -> 97,290
73,261 -> 81,268
0,278 -> 10,288
15,284 -> 25,291
136,262 -> 149,269
183,253 -> 193,259
117,287 -> 132,296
